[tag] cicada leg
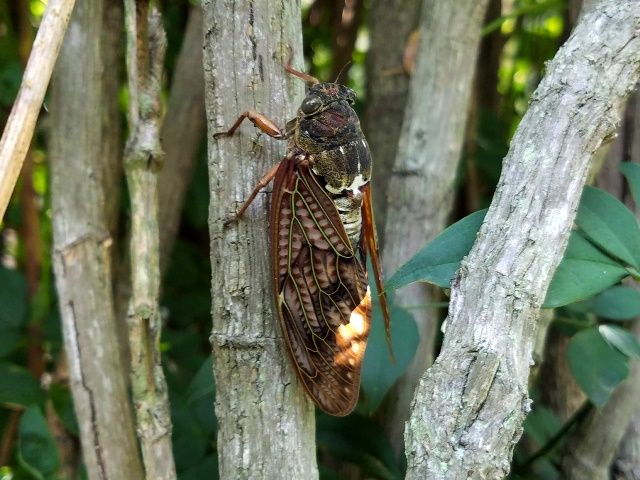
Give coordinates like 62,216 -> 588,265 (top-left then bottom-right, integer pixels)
284,48 -> 319,85
214,110 -> 286,139
224,161 -> 282,226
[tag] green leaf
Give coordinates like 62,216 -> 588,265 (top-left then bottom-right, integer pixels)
0,363 -> 44,407
361,301 -> 418,415
49,384 -> 79,436
0,267 -> 28,328
620,162 -> 640,207
575,186 -> 640,269
522,405 -> 561,447
590,286 -> 640,320
567,327 -> 629,406
544,232 -> 628,308
185,358 -> 215,405
18,405 -> 60,478
599,325 -> 640,358
386,209 -> 487,291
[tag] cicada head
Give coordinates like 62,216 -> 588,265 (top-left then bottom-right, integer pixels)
298,83 -> 356,117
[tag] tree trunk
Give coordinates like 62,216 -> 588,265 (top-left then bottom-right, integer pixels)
202,1 -> 318,478
380,0 -> 490,455
404,2 -> 640,478
50,1 -> 144,478
363,0 -> 422,234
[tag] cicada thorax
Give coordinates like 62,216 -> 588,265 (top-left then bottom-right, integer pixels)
289,85 -> 372,251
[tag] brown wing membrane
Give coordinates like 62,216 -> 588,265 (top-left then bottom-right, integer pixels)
270,156 -> 371,416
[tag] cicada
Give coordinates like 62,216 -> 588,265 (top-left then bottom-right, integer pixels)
215,62 -> 391,416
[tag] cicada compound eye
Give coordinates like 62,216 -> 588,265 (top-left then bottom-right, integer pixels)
301,95 -> 323,115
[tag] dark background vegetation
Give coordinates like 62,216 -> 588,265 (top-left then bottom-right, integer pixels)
0,0 -> 638,479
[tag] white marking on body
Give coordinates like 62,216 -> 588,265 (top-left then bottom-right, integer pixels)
339,146 -> 346,156
347,174 -> 367,194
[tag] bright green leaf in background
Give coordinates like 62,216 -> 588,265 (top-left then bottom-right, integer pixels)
599,325 -> 640,359
385,209 -> 487,291
567,327 -> 629,406
575,187 -> 640,269
589,286 -> 640,320
543,233 -> 628,308
620,162 -> 640,207
18,405 -> 60,479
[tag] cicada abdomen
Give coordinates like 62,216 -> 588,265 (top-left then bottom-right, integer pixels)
215,64 -> 391,416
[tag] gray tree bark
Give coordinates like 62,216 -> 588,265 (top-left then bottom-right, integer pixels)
404,2 -> 640,478
123,2 -> 176,478
202,1 -> 318,478
380,0 -> 490,454
50,1 -> 144,478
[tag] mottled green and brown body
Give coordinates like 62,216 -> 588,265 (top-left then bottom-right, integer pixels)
215,69 -> 391,416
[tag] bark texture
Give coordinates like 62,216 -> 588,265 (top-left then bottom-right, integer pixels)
123,2 -> 176,478
363,0 -> 422,233
50,1 -> 144,478
158,6 -> 206,271
381,0 -> 490,453
404,3 -> 640,478
561,321 -> 640,480
0,0 -> 75,220
203,1 -> 318,478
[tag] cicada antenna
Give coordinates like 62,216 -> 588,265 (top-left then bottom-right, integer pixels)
333,61 -> 351,84
284,47 -> 319,86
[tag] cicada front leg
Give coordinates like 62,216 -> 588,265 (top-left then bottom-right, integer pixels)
214,110 -> 286,140
216,111 -> 287,225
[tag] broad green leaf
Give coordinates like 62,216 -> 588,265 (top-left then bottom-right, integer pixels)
185,357 -> 215,405
544,233 -> 627,308
172,406 -> 209,472
386,209 -> 487,291
575,186 -> 640,269
599,325 -> 640,358
0,326 -> 21,358
590,286 -> 640,320
317,413 -> 402,480
567,327 -> 629,406
0,267 -> 28,328
49,384 -> 79,436
18,405 -> 60,478
0,363 -> 44,407
361,301 -> 418,415
522,405 -> 561,447
620,162 -> 640,207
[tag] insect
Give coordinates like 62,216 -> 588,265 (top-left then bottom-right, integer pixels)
215,60 -> 391,416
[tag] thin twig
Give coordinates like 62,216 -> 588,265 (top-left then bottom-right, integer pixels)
123,1 -> 176,478
0,0 -> 76,221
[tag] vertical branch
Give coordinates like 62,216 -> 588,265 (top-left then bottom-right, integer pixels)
123,2 -> 175,479
0,0 -> 76,220
50,0 -> 144,477
380,0 -> 490,454
363,0 -> 423,232
202,1 -> 318,477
